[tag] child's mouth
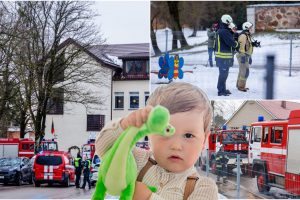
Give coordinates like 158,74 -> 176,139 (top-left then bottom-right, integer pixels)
168,155 -> 183,161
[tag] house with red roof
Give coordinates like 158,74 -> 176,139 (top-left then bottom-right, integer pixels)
225,100 -> 300,129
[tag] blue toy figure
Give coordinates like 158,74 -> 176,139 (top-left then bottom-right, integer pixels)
158,53 -> 170,79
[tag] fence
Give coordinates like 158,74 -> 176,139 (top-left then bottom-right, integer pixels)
151,29 -> 300,72
198,149 -> 300,199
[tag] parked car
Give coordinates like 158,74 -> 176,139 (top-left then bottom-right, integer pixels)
33,151 -> 75,187
91,154 -> 101,186
0,157 -> 33,185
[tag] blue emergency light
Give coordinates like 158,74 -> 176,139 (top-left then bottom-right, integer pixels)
222,125 -> 227,130
242,125 -> 247,130
258,115 -> 264,122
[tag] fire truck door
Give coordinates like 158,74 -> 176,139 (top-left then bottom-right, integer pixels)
286,128 -> 300,174
269,126 -> 285,175
249,126 -> 262,164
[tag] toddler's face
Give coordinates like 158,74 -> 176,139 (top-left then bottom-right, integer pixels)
149,110 -> 207,173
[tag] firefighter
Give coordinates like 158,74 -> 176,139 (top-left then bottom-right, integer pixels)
81,156 -> 91,190
215,145 -> 229,183
215,14 -> 239,96
207,23 -> 218,67
74,152 -> 82,188
236,22 -> 254,92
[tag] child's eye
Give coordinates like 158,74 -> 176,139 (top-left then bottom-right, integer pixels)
184,133 -> 194,139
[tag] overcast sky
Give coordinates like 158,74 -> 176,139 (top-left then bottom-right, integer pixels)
92,1 -> 150,44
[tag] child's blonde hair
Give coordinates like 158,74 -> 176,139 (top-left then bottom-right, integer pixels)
147,82 -> 212,134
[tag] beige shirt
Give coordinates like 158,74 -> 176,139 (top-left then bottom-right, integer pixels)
96,119 -> 218,200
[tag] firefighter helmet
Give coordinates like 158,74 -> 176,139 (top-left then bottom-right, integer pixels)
221,14 -> 233,25
242,22 -> 253,30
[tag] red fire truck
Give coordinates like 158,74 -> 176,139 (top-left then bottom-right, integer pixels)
250,110 -> 300,197
82,139 -> 95,160
0,138 -> 58,158
201,128 -> 249,175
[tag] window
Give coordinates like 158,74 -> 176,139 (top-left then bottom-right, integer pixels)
87,115 -> 105,131
145,92 -> 149,105
252,127 -> 262,142
125,60 -> 148,74
271,126 -> 283,144
36,156 -> 62,166
47,88 -> 64,114
114,92 -> 124,109
262,127 -> 269,143
21,144 -> 34,151
129,92 -> 139,109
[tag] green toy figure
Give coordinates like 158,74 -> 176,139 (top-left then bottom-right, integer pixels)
92,105 -> 175,200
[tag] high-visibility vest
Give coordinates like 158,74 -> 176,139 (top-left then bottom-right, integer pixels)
74,157 -> 81,168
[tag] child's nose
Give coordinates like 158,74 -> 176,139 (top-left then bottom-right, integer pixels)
169,138 -> 182,151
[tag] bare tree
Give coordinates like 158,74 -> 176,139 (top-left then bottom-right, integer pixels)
167,2 -> 189,50
2,1 -> 108,150
150,4 -> 162,56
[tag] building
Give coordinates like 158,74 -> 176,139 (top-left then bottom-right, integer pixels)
42,39 -> 149,151
225,100 -> 300,130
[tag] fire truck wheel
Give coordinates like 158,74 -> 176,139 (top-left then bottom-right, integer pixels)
15,173 -> 22,186
256,169 -> 270,193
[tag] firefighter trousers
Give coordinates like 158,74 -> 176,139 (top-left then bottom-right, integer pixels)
236,53 -> 250,90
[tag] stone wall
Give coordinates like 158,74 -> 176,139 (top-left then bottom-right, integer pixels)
255,5 -> 300,31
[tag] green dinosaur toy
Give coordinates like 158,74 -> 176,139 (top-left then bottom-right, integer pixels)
92,105 -> 175,200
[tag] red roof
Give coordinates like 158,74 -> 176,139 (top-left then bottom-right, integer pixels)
258,101 -> 300,119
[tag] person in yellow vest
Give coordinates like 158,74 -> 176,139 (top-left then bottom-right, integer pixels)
236,22 -> 254,92
81,156 -> 91,189
74,152 -> 82,188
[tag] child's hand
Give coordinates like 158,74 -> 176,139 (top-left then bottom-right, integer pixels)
120,106 -> 153,130
133,181 -> 152,200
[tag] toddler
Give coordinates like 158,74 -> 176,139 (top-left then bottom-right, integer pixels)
96,82 -> 218,200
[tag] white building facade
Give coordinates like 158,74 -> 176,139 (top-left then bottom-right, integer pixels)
43,41 -> 149,151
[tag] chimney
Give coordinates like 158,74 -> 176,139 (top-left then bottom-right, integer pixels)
281,101 -> 286,109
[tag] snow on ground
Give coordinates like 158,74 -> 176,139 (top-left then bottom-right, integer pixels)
151,28 -> 300,99
151,64 -> 300,100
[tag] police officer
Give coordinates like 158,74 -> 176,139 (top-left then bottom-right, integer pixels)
215,14 -> 239,96
81,156 -> 91,190
215,145 -> 229,183
74,152 -> 82,188
236,22 -> 254,92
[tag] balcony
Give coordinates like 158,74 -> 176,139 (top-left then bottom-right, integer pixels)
113,73 -> 149,81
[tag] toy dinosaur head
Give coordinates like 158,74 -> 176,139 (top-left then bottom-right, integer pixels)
146,105 -> 175,137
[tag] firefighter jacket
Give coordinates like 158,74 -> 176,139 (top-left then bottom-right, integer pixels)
238,30 -> 253,56
215,150 -> 229,168
215,23 -> 239,60
207,29 -> 216,48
